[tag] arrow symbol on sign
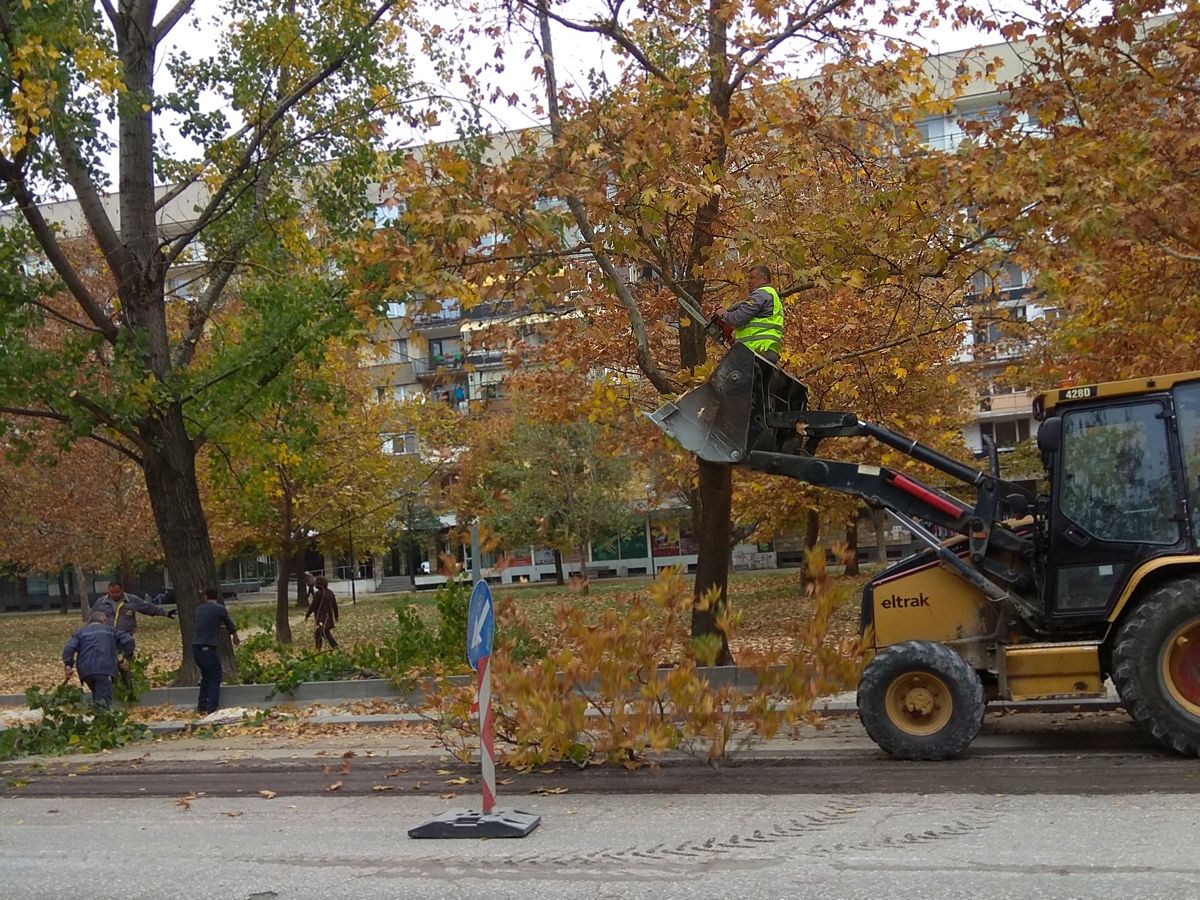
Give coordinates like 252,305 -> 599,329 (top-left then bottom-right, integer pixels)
471,603 -> 489,650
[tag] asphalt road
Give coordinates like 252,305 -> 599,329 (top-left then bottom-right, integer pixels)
4,711 -> 1197,799
3,712 -> 1198,899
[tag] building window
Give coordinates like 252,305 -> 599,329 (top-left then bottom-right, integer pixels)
980,418 -> 1031,451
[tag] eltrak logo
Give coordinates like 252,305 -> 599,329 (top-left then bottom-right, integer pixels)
882,592 -> 930,609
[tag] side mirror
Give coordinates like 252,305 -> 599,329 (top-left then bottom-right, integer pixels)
1036,417 -> 1062,454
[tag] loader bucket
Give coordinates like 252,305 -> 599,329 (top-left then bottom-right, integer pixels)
648,343 -> 809,463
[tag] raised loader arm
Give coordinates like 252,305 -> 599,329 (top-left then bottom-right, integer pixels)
648,344 -> 1042,623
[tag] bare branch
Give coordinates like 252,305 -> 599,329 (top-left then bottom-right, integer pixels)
66,391 -> 153,456
530,2 -> 672,84
152,0 -> 195,44
49,119 -> 133,290
730,0 -> 857,91
796,318 -> 969,379
97,0 -> 119,30
536,0 -> 677,396
0,405 -> 143,464
0,170 -> 119,342
1158,242 -> 1200,265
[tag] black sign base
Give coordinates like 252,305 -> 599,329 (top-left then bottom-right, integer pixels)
408,808 -> 542,839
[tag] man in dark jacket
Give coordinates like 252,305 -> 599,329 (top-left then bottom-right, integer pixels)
93,581 -> 175,635
305,575 -> 339,650
62,612 -> 136,709
194,587 -> 240,715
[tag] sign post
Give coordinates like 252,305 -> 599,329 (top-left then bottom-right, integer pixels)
408,580 -> 541,839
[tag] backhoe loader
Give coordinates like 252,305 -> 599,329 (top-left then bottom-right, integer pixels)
649,343 -> 1200,759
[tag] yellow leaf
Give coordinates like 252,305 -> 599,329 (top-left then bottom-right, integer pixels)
258,790 -> 277,800
445,776 -> 471,785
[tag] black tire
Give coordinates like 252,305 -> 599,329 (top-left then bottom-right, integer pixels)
857,641 -> 985,761
1111,578 -> 1200,756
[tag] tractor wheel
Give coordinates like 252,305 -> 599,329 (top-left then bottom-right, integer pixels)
857,641 -> 985,761
1111,578 -> 1200,756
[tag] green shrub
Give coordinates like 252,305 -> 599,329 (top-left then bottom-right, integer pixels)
0,685 -> 149,761
113,654 -> 151,704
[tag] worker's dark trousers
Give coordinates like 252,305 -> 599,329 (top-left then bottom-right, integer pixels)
315,625 -> 338,650
82,674 -> 113,710
193,645 -> 223,714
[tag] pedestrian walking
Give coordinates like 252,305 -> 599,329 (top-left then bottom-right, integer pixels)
193,587 -> 240,715
62,612 -> 135,710
305,575 -> 340,650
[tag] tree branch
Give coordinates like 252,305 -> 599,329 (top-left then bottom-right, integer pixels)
796,318 -> 969,379
152,0 -> 195,44
0,170 -> 119,342
730,0 -> 857,92
0,406 -> 142,464
163,0 -> 401,265
535,0 -> 677,396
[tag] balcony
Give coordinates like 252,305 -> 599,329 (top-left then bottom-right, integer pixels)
412,348 -> 506,378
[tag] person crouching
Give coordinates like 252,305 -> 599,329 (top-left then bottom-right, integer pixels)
62,612 -> 135,710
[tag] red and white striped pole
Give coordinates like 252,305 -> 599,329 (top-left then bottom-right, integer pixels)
476,653 -> 496,814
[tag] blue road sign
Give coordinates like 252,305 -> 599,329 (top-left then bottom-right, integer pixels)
466,580 -> 495,671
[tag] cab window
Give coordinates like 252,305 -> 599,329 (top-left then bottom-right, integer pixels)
1059,402 -> 1179,545
1171,382 -> 1200,540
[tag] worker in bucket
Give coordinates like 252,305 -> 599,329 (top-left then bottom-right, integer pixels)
716,263 -> 784,362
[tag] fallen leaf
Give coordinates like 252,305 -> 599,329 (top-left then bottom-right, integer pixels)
530,787 -> 568,795
445,776 -> 471,786
497,778 -> 515,785
342,751 -> 356,759
439,792 -> 458,800
258,790 -> 278,800
325,781 -> 343,792
435,769 -> 454,775
224,811 -> 243,818
176,799 -> 192,811
384,768 -> 408,778
338,759 -> 352,776
322,765 -> 333,775
371,785 -> 394,792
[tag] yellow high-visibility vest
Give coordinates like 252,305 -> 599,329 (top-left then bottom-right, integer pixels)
734,286 -> 783,356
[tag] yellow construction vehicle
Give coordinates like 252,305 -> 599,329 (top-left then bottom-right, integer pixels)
650,344 -> 1200,759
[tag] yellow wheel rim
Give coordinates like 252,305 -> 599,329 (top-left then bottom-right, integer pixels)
884,671 -> 953,736
1161,616 -> 1200,718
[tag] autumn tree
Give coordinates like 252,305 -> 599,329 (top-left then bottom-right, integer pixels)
963,3 -> 1200,382
0,437 -> 160,617
0,1 -> 435,681
452,378 -> 638,589
205,339 -> 456,642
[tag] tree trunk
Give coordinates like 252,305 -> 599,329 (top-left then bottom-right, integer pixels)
57,569 -> 70,615
141,411 -> 233,685
844,510 -> 860,576
575,543 -> 590,595
119,550 -> 133,590
692,459 -> 734,666
295,545 -> 308,608
872,507 -> 888,566
275,545 -> 294,645
553,548 -> 565,585
74,560 -> 90,622
801,507 -> 821,589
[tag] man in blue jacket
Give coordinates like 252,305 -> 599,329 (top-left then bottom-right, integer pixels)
62,612 -> 136,709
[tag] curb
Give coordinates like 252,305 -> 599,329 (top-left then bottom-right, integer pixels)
139,697 -> 1124,736
3,667 -> 1124,715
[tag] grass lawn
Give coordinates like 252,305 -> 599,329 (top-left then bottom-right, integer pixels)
0,568 -> 870,695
